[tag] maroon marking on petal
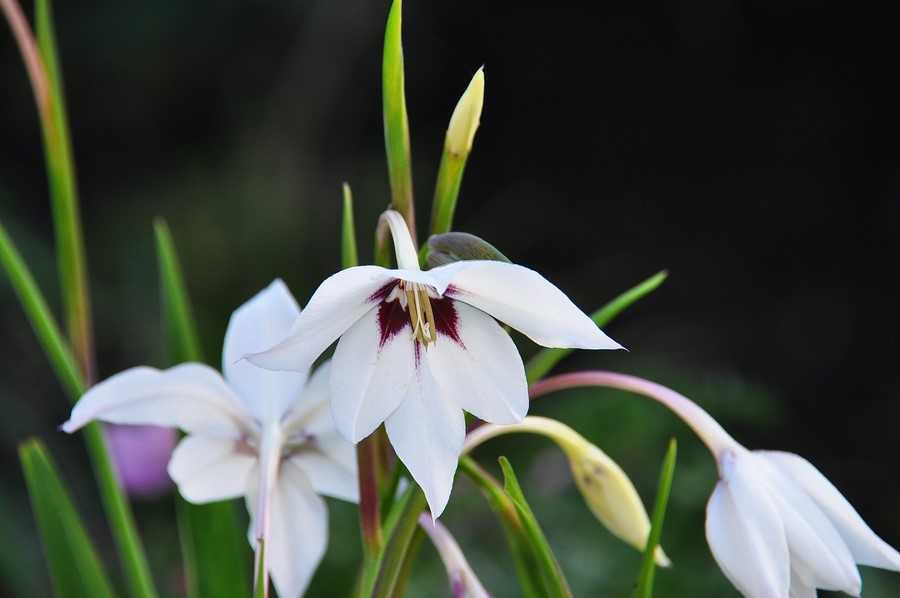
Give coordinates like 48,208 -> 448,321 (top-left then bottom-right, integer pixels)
431,297 -> 464,347
413,339 -> 422,368
377,299 -> 410,348
368,280 -> 399,303
444,284 -> 465,297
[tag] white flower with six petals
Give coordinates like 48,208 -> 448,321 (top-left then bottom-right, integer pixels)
63,280 -> 357,598
248,210 -> 622,516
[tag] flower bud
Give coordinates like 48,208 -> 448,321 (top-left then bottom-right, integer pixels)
445,67 -> 484,157
419,514 -> 491,598
426,232 -> 511,267
568,441 -> 670,567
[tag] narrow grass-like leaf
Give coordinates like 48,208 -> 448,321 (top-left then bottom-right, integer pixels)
634,439 -> 677,598
153,219 -> 203,364
499,457 -> 572,597
459,457 -> 544,597
0,219 -> 83,399
19,437 -> 116,598
5,3 -> 155,594
1,219 -> 156,597
342,183 -> 359,269
154,221 -> 250,598
526,270 -> 668,384
35,0 -> 95,384
429,67 -> 484,236
382,0 -> 416,240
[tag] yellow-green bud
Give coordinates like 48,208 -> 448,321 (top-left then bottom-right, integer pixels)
445,67 -> 485,157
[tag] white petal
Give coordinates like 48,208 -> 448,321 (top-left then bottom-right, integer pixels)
382,210 -> 421,271
222,279 -> 308,424
758,450 -> 900,572
62,365 -> 250,438
427,301 -> 528,424
281,361 -> 332,436
435,260 -> 623,349
246,266 -> 397,372
789,575 -> 818,598
246,461 -> 328,598
751,453 -> 860,593
384,363 -> 466,517
289,447 -> 358,503
705,450 -> 790,598
330,308 -> 414,442
168,435 -> 256,503
278,361 -> 358,501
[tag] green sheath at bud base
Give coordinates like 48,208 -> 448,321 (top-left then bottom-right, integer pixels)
426,232 -> 511,267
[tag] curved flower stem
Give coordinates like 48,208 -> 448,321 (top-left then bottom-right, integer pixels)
529,371 -> 737,465
1,0 -> 49,116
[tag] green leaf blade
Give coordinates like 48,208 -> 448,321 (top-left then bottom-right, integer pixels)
634,439 -> 677,598
459,457 -> 545,598
154,221 -> 250,597
19,438 -> 116,598
153,219 -> 204,364
35,0 -> 95,384
499,456 -> 572,598
342,183 -> 360,269
0,219 -> 84,400
526,270 -> 668,384
382,0 -> 416,240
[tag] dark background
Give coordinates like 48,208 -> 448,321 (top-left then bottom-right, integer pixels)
2,0 -> 899,595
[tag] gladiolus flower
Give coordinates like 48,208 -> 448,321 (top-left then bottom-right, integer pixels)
63,280 -> 357,598
249,210 -> 621,516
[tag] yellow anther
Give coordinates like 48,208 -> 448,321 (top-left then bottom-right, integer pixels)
404,283 -> 437,346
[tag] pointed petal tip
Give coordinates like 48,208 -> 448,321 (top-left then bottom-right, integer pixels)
655,546 -> 672,568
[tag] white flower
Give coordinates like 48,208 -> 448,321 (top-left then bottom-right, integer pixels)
248,210 -> 621,516
528,371 -> 900,598
707,446 -> 900,598
62,280 -> 358,598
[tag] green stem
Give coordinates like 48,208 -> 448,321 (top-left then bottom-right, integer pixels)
358,433 -> 384,559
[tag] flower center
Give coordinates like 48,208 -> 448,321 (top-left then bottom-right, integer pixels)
402,280 -> 437,346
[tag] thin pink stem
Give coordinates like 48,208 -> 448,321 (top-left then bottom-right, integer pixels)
529,370 -> 738,463
1,0 -> 50,121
